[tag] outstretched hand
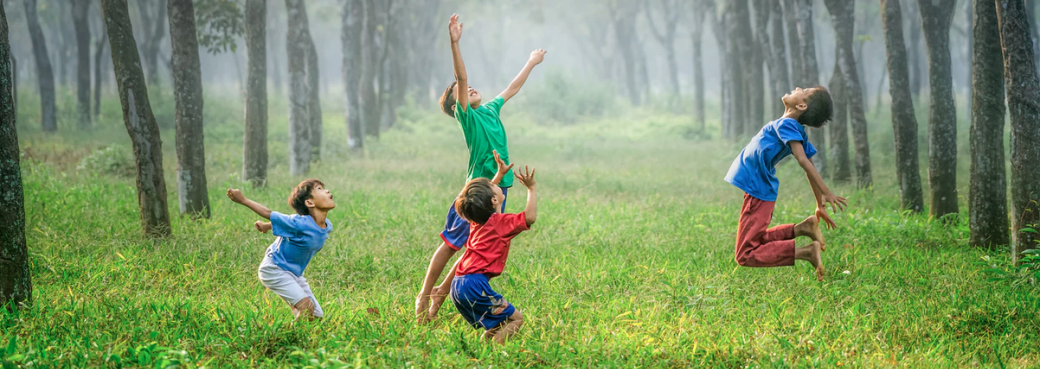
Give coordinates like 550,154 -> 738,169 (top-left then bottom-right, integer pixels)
448,14 -> 463,43
226,188 -> 246,204
529,49 -> 547,65
816,207 -> 836,230
254,221 -> 271,233
493,150 -> 514,177
514,165 -> 537,189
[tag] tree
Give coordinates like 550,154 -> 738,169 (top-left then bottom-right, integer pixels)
342,0 -> 364,151
967,0 -> 1007,246
782,0 -> 804,86
305,34 -> 321,162
360,0 -> 382,137
22,0 -> 56,132
825,0 -> 870,188
0,1 -> 31,310
996,0 -> 1040,263
723,0 -> 748,138
101,0 -> 172,237
644,0 -> 681,106
710,2 -> 731,135
94,16 -> 108,121
879,0 -> 924,213
904,0 -> 925,96
136,0 -> 168,85
72,0 -> 91,129
745,0 -> 765,129
168,0 -> 209,218
689,1 -> 706,129
796,0 -> 826,176
827,55 -> 852,183
609,0 -> 641,106
285,0 -> 311,175
767,0 -> 791,116
10,55 -> 14,120
244,0 -> 268,187
918,0 -> 958,219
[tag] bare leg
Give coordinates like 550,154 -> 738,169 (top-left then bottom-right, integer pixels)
795,241 -> 825,281
794,215 -> 826,251
415,242 -> 458,323
492,310 -> 524,344
293,297 -> 318,321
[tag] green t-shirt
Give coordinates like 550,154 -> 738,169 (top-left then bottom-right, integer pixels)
455,95 -> 513,187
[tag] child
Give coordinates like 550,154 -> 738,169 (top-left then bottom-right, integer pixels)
724,86 -> 847,281
414,13 -> 546,322
226,179 -> 335,320
449,163 -> 538,344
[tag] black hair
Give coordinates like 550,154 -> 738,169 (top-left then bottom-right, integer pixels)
439,81 -> 457,118
797,86 -> 833,128
455,178 -> 496,224
289,179 -> 325,216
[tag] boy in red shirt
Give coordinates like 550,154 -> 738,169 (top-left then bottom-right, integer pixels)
446,162 -> 538,344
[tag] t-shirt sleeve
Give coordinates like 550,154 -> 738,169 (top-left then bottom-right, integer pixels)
776,119 -> 815,158
501,212 -> 530,238
803,140 -> 817,159
485,95 -> 505,116
269,211 -> 298,239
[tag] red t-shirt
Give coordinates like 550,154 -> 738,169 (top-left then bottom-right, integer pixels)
455,212 -> 530,278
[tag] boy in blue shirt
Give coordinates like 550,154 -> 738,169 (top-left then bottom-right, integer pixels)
227,179 -> 335,320
724,86 -> 848,281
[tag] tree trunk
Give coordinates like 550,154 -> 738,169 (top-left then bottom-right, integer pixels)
711,8 -> 731,136
996,0 -> 1040,263
360,0 -> 382,137
644,0 -> 680,106
782,0 -> 804,86
54,0 -> 71,87
168,0 -> 209,219
343,0 -> 364,151
0,2 -> 32,310
724,1 -> 748,138
919,0 -> 959,220
1027,0 -> 1039,76
305,34 -> 322,162
285,0 -> 311,175
905,0 -> 924,96
268,13 -> 282,94
797,0 -> 826,176
101,0 -> 172,237
72,0 -> 91,129
746,0 -> 765,128
138,0 -> 167,86
22,0 -> 56,132
826,0 -> 870,187
880,0 -> 924,213
691,7 -> 705,130
828,55 -> 852,183
964,0 -> 974,112
94,24 -> 108,120
244,0 -> 268,187
967,0 -> 1008,246
767,0 -> 791,117
611,3 -> 641,106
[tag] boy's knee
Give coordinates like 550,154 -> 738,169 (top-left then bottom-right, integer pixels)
509,309 -> 524,324
294,297 -> 316,313
735,255 -> 751,267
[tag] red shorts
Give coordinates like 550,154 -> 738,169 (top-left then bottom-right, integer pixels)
735,194 -> 796,267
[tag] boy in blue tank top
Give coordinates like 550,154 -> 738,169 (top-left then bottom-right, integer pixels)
227,179 -> 335,320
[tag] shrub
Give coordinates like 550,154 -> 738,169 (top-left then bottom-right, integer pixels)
77,145 -> 136,178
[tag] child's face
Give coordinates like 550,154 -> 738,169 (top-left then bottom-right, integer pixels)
307,184 -> 336,211
490,185 -> 504,213
782,87 -> 815,113
455,85 -> 482,108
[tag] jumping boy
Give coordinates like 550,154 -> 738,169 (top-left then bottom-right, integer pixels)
414,13 -> 546,322
724,86 -> 847,281
226,179 -> 335,320
449,161 -> 538,344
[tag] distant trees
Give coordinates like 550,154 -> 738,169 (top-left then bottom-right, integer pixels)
722,0 -> 747,138
0,1 -> 32,310
765,0 -> 790,117
688,1 -> 706,129
22,0 -> 56,132
136,0 -> 168,86
826,0 -> 871,188
168,0 -> 210,218
879,0 -> 924,213
342,0 -> 363,151
72,0 -> 91,129
244,0 -> 268,187
794,0 -> 825,176
644,0 -> 681,107
610,1 -> 641,107
918,0 -> 959,220
285,0 -> 312,176
102,0 -> 172,237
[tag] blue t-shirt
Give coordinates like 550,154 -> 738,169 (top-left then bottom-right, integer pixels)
265,211 -> 332,277
724,118 -> 817,202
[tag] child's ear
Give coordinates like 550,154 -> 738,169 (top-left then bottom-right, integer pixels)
796,102 -> 808,112
305,199 -> 316,208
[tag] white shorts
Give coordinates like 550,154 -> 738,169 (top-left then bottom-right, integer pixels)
257,257 -> 324,318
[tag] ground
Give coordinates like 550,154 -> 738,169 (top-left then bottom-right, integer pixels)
2,87 -> 1038,367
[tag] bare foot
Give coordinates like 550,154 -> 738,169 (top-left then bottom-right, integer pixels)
415,296 -> 432,324
796,215 -> 826,251
427,287 -> 449,320
807,241 -> 825,281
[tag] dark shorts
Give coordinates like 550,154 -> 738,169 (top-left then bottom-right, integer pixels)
450,274 -> 516,330
441,186 -> 508,250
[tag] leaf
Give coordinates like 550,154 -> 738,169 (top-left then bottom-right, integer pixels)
1020,227 -> 1038,234
4,336 -> 15,357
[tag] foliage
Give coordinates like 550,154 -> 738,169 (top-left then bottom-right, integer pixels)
513,70 -> 616,125
77,145 -> 135,178
194,0 -> 244,54
981,229 -> 1040,286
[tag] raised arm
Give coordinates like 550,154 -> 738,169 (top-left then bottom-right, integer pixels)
448,14 -> 469,113
514,166 -> 538,226
789,142 -> 847,229
226,188 -> 273,220
490,150 -> 514,186
499,49 -> 546,102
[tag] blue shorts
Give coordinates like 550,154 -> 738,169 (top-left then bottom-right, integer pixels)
441,187 -> 508,250
450,274 -> 516,330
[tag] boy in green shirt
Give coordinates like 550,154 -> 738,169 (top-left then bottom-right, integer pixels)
414,13 -> 546,323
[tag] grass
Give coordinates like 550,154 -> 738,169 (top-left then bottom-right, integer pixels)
2,86 -> 1038,367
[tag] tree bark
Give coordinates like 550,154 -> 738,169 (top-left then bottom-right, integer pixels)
102,0 -> 172,237
828,54 -> 852,183
880,0 -> 925,213
826,0 -> 870,187
22,0 -> 56,132
285,0 -> 311,175
72,0 -> 91,129
996,0 -> 1040,263
137,0 -> 167,86
611,2 -> 641,106
244,0 -> 268,187
343,0 -> 364,151
967,0 -> 1008,247
724,1 -> 748,138
305,34 -> 322,162
919,0 -> 959,220
782,0 -> 804,86
167,0 -> 209,219
0,2 -> 32,310
691,4 -> 705,130
94,23 -> 108,120
767,0 -> 791,117
905,0 -> 925,96
1027,0 -> 1038,76
711,5 -> 731,136
360,0 -> 382,137
796,0 -> 826,176
746,0 -> 765,129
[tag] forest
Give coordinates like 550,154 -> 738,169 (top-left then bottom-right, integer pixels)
1,0 -> 1039,367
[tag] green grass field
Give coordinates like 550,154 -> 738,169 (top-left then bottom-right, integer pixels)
3,87 -> 1039,368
